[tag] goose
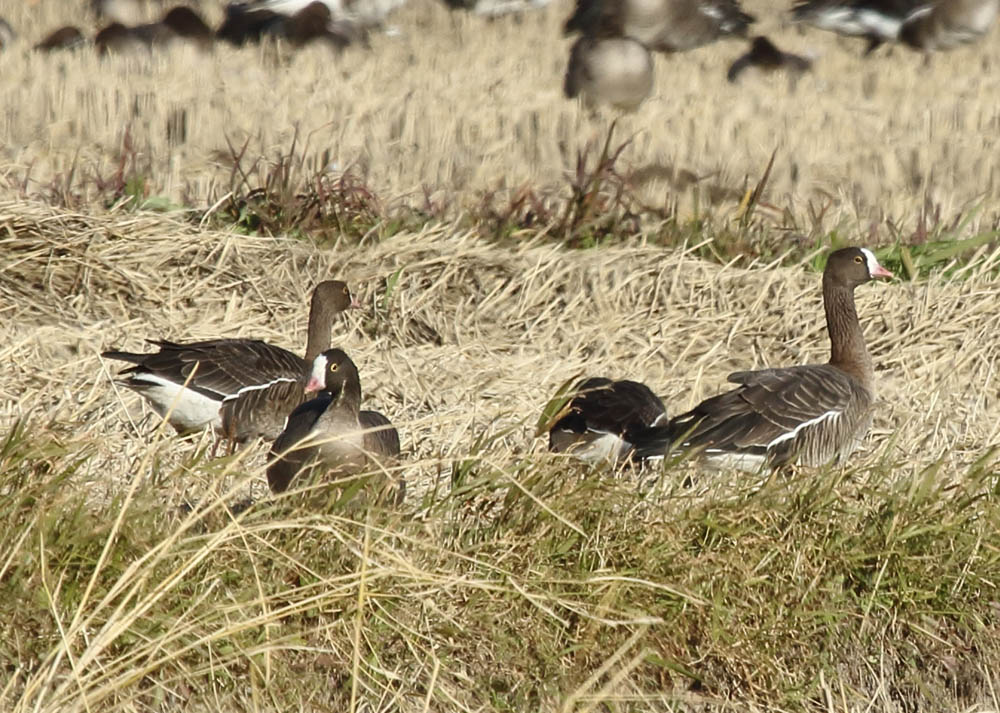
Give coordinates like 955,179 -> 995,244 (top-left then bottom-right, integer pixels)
547,377 -> 668,464
217,1 -> 357,47
266,349 -> 401,497
564,0 -> 755,54
35,26 -> 86,52
727,35 -> 813,82
564,36 -> 655,112
899,0 -> 999,51
102,280 -> 356,439
95,6 -> 213,54
630,247 -> 893,470
791,0 -> 927,54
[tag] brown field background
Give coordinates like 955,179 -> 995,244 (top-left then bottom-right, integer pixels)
1,0 -> 1000,225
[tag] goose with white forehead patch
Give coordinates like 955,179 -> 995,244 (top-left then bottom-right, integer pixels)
267,349 -> 402,497
630,247 -> 893,470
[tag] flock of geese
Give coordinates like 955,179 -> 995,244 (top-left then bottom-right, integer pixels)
102,246 -> 893,501
563,0 -> 1000,110
1,0 -> 994,111
4,0 -> 540,56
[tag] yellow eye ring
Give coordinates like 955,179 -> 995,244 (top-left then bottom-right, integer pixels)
330,363 -> 339,372
854,256 -> 863,264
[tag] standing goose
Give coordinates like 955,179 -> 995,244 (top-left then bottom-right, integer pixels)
546,377 -> 667,464
791,0 -> 928,54
103,280 -> 356,439
630,247 -> 893,470
899,0 -> 999,51
564,0 -> 755,54
267,349 -> 401,497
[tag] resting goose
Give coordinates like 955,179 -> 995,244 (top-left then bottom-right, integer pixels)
630,247 -> 893,470
791,0 -> 927,54
266,349 -> 401,496
103,280 -> 356,439
564,36 -> 655,112
547,377 -> 668,464
564,0 -> 755,54
899,0 -> 999,51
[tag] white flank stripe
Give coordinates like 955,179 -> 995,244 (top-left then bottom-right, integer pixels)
130,374 -> 223,432
903,4 -> 934,23
766,410 -> 841,448
856,9 -> 903,37
221,377 -> 298,403
650,412 -> 669,427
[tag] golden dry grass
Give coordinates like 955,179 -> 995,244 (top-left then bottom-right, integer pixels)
3,201 -> 1000,712
2,200 -> 999,499
1,0 -> 1000,227
3,1 -> 1000,710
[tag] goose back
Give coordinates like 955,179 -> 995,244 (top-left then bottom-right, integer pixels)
549,377 -> 667,463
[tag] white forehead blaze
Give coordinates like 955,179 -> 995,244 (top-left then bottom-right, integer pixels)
310,354 -> 328,384
860,248 -> 881,277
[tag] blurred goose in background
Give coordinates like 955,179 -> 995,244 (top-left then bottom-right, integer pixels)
231,0 -> 405,32
545,377 -> 667,464
564,36 -> 655,111
564,0 -> 755,54
629,248 -> 893,471
34,26 -> 87,51
791,0 -> 926,54
899,0 -> 999,51
727,35 -> 812,82
95,6 -> 213,54
0,17 -> 15,52
102,281 -> 356,440
217,1 -> 359,47
267,349 -> 401,498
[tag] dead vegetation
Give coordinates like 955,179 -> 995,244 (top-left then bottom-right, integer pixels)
2,0 -> 1000,710
2,0 -> 1000,232
3,200 -> 1000,711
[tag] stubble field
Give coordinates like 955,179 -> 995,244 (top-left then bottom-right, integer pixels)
2,0 -> 1000,710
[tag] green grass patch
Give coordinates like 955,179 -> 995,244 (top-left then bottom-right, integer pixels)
3,420 -> 1000,711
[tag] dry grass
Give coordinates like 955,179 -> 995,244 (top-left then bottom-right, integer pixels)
3,0 -> 1000,709
3,201 -> 1000,711
1,0 -> 1000,230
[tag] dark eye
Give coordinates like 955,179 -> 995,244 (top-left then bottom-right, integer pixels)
854,256 -> 863,264
330,363 -> 339,372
